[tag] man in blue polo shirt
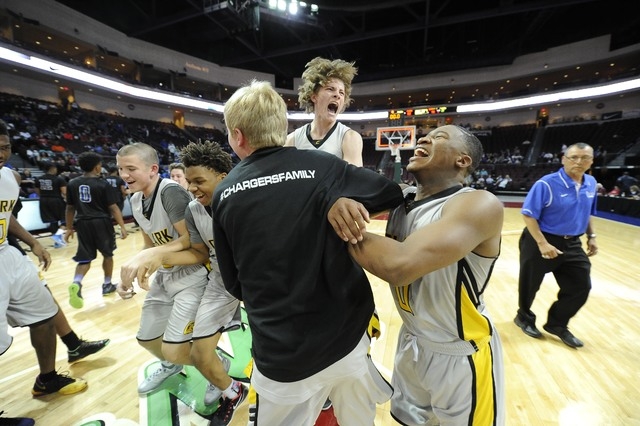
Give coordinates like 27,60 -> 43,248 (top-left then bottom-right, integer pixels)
514,142 -> 598,348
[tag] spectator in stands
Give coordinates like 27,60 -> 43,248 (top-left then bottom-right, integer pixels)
627,185 -> 640,200
615,171 -> 639,197
497,174 -> 512,190
473,175 -> 486,189
485,174 -> 495,190
596,182 -> 607,196
285,57 -> 363,166
607,186 -> 621,197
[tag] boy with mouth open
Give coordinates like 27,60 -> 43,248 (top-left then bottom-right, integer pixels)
286,57 -> 363,167
116,143 -> 209,397
120,141 -> 249,424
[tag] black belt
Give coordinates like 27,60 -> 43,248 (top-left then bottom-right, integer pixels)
544,232 -> 582,240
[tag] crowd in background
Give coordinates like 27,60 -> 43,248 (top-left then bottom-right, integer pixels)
3,91 -> 639,202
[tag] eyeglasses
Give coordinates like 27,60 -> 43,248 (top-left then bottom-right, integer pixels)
564,155 -> 593,163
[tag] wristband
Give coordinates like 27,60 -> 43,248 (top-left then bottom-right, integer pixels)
587,233 -> 596,239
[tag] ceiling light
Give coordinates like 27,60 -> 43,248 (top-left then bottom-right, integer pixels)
289,0 -> 298,14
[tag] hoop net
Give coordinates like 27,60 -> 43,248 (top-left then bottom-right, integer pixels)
389,142 -> 401,161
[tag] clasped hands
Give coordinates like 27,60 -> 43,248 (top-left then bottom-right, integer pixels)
118,249 -> 163,299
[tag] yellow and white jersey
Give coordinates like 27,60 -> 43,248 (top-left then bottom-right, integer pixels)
386,185 -> 498,345
0,167 -> 19,250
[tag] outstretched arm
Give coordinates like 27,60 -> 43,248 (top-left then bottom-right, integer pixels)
349,191 -> 503,287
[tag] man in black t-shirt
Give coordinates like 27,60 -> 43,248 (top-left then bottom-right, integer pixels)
212,80 -> 403,425
65,152 -> 128,308
35,162 -> 68,247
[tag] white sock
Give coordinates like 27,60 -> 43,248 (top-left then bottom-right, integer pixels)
222,379 -> 240,399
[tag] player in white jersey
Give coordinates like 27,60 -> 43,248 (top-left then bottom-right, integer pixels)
286,57 -> 379,415
116,142 -> 208,395
0,119 -> 87,397
120,141 -> 249,423
337,125 -> 505,425
285,57 -> 363,166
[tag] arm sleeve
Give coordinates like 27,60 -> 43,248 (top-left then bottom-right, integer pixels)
521,180 -> 548,219
185,207 -> 205,245
325,162 -> 404,215
161,185 -> 192,224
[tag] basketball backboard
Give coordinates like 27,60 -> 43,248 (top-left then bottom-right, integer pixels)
375,126 -> 416,151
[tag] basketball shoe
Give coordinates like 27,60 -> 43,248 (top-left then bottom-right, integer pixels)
102,283 -> 117,296
0,410 -> 35,426
51,234 -> 66,248
68,338 -> 110,363
31,372 -> 88,396
138,362 -> 183,395
68,282 -> 83,309
209,381 -> 248,426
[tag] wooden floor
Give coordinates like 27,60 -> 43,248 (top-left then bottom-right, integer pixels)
1,207 -> 639,425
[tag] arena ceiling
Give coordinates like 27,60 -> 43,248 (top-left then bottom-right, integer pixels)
54,0 -> 638,83
9,0 -> 635,110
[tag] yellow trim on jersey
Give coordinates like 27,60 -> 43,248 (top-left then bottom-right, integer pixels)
470,342 -> 497,424
459,284 -> 492,342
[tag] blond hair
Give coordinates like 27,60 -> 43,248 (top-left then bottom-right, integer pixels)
224,80 -> 288,150
117,142 -> 159,166
169,162 -> 186,173
297,57 -> 357,113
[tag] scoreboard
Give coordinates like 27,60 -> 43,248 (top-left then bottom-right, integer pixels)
388,106 -> 456,125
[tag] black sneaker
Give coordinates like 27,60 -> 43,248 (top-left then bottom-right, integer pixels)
68,338 -> 110,363
31,372 -> 88,396
209,383 -> 248,426
102,283 -> 117,296
0,410 -> 35,426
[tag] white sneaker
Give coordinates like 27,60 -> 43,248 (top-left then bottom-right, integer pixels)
204,355 -> 231,405
138,362 -> 183,395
